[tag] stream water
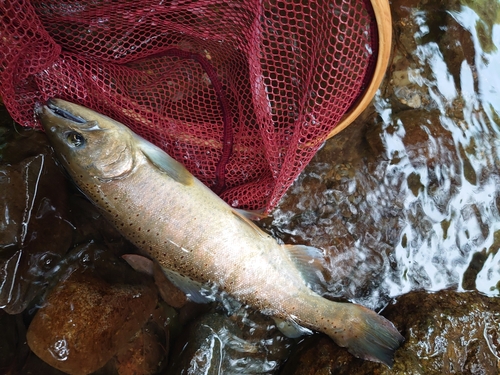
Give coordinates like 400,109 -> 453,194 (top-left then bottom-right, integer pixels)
271,1 -> 500,307
1,1 -> 499,374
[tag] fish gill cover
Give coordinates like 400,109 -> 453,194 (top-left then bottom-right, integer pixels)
0,0 -> 377,211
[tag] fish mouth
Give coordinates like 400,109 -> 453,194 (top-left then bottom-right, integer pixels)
45,99 -> 87,124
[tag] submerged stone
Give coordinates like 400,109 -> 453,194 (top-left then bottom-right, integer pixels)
0,310 -> 27,373
26,268 -> 157,375
168,309 -> 293,374
281,290 -> 500,374
0,122 -> 73,314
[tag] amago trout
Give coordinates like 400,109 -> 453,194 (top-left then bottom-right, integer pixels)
37,99 -> 404,366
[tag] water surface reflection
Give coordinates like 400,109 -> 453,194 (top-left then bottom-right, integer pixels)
271,4 -> 500,310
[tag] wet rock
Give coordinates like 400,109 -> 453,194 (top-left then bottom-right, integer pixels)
388,290 -> 500,375
94,301 -> 175,375
0,310 -> 28,373
281,290 -> 500,374
279,335 -> 351,375
113,326 -> 166,375
26,265 -> 158,375
168,309 -> 293,374
16,352 -> 69,375
96,319 -> 168,375
0,123 -> 73,314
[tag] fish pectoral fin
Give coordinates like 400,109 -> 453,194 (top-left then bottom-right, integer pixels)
135,134 -> 193,185
273,317 -> 312,338
160,267 -> 214,304
284,244 -> 329,294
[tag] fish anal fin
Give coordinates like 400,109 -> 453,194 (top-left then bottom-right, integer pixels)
273,317 -> 313,338
135,134 -> 193,185
284,244 -> 329,294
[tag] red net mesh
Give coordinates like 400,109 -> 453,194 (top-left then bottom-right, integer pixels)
0,0 -> 378,211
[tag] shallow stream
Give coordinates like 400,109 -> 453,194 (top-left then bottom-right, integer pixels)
272,0 -> 500,307
1,0 -> 499,374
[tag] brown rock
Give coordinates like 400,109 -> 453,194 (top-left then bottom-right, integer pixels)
168,310 -> 293,374
26,271 -> 157,375
281,290 -> 500,375
112,321 -> 167,375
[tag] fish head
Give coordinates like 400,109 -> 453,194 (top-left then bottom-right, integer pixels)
36,99 -> 137,181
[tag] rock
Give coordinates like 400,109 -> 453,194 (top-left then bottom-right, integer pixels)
281,290 -> 500,374
94,302 -> 175,375
113,328 -> 165,375
26,268 -> 158,375
97,320 -> 168,375
0,123 -> 73,314
279,335 -> 352,375
0,310 -> 28,373
168,309 -> 293,374
16,352 -> 69,375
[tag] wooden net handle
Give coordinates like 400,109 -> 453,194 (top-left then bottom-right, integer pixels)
327,0 -> 392,139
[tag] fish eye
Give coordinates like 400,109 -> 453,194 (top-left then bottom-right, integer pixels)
66,131 -> 86,148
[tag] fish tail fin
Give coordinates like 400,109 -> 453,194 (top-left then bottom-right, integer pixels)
326,303 -> 404,367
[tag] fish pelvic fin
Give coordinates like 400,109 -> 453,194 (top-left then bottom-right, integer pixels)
328,303 -> 404,367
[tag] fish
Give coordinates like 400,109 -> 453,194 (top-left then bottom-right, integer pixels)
36,98 -> 404,367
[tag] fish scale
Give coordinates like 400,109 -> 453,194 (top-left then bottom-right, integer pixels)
37,98 -> 404,367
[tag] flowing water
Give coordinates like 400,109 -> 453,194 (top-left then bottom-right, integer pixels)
1,1 -> 499,374
270,2 -> 500,310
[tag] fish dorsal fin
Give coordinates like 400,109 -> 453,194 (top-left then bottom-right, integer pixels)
231,209 -> 269,239
134,134 -> 193,185
284,244 -> 329,294
160,267 -> 215,304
